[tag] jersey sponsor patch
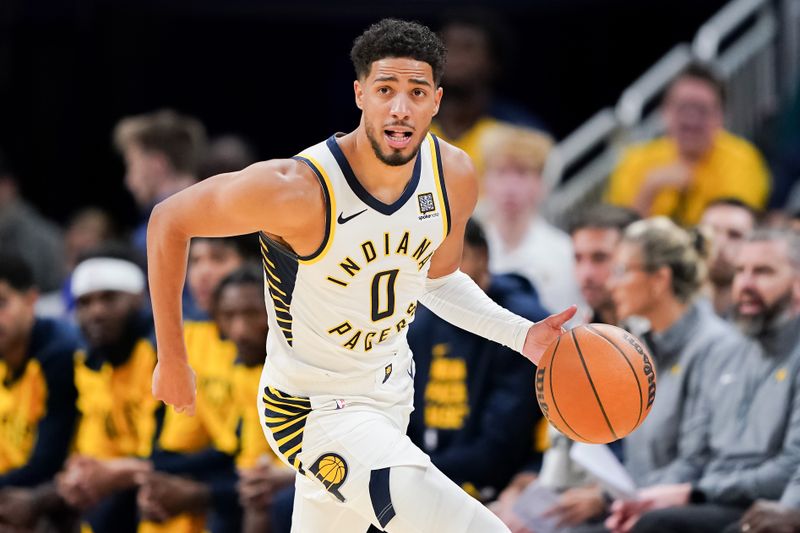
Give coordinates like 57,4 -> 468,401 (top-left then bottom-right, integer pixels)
417,192 -> 436,214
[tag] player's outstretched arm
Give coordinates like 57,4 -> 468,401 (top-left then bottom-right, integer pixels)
147,160 -> 324,414
421,143 -> 576,365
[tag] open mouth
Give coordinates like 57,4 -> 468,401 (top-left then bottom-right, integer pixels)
384,129 -> 413,149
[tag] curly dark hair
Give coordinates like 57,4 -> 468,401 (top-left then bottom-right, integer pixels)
350,18 -> 447,86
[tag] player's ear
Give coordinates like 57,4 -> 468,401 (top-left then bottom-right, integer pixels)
432,86 -> 443,117
354,80 -> 364,110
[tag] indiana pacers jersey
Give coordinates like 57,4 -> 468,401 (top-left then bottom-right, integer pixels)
260,133 -> 450,397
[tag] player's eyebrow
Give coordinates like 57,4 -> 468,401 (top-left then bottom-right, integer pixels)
374,75 -> 432,88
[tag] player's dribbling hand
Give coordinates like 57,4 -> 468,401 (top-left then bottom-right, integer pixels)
152,359 -> 197,416
522,306 -> 578,365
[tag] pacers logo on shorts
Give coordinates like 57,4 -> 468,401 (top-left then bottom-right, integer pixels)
309,452 -> 348,502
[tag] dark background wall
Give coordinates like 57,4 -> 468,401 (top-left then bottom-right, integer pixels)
0,0 -> 727,229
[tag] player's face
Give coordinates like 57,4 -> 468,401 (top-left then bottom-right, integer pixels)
188,241 -> 244,313
0,282 -> 36,356
214,283 -> 267,366
572,228 -> 622,312
75,290 -> 141,349
608,242 -> 661,321
663,78 -> 723,160
355,58 -> 443,167
732,240 -> 799,335
484,156 -> 544,218
700,205 -> 755,286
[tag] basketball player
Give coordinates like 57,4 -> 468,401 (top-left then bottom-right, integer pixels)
147,18 -> 576,533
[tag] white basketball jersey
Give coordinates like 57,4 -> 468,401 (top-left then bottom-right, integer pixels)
260,133 -> 451,396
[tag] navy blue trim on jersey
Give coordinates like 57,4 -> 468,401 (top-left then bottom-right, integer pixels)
259,235 -> 299,346
369,467 -> 396,528
291,155 -> 333,261
431,134 -> 451,236
326,135 -> 421,216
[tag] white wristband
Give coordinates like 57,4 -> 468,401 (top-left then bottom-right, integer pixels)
418,270 -> 534,353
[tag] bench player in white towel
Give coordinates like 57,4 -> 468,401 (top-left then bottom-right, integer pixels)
147,18 -> 576,533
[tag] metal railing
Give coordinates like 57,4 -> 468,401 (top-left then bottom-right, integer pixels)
543,0 -> 799,227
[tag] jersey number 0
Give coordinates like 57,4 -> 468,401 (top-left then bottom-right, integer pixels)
371,269 -> 399,321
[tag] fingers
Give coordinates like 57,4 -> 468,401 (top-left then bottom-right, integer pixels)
620,513 -> 640,533
173,401 -> 196,416
546,305 -> 578,327
605,509 -> 623,530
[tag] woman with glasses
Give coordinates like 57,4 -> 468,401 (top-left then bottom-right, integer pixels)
608,216 -> 745,488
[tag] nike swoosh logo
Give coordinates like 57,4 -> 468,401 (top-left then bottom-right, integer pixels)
337,209 -> 367,224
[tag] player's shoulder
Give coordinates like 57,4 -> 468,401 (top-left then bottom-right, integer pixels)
243,158 -> 322,199
433,136 -> 476,183
430,135 -> 478,214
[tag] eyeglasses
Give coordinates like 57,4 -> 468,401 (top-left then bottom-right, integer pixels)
610,264 -> 651,279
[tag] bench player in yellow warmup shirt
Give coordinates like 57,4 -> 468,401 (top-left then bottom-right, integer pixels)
0,254 -> 80,531
138,237 -> 256,533
0,253 -> 79,491
212,267 -> 294,533
54,252 -> 158,533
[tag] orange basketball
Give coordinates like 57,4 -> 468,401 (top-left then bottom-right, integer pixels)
535,323 -> 657,444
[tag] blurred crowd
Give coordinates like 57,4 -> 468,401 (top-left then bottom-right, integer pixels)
2,13 -> 800,533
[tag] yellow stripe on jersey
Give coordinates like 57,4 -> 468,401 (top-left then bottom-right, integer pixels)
267,278 -> 287,297
295,154 -> 336,265
265,267 -> 282,284
262,386 -> 311,473
271,293 -> 290,308
268,413 -> 310,432
427,134 -> 450,239
259,240 -> 277,269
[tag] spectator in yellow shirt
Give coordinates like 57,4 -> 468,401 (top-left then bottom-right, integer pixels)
606,64 -> 770,226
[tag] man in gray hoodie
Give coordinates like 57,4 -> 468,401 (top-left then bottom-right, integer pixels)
606,228 -> 800,533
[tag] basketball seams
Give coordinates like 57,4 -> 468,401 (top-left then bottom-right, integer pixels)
585,324 -> 645,431
546,335 -> 589,442
570,330 -> 619,441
